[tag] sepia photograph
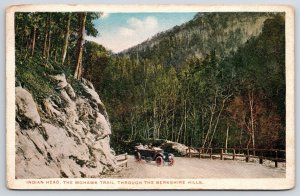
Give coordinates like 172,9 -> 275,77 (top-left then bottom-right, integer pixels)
6,4 -> 294,190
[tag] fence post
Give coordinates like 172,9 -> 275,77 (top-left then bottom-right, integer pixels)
220,148 -> 223,160
275,150 -> 278,168
246,149 -> 249,162
260,150 -> 264,164
199,148 -> 201,159
125,153 -> 128,167
189,147 -> 191,158
233,149 -> 235,160
209,148 -> 212,159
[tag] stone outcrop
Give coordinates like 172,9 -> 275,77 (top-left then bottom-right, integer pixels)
161,140 -> 198,156
15,87 -> 41,128
15,74 -> 119,179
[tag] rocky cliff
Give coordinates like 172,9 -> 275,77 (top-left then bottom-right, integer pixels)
15,74 -> 118,178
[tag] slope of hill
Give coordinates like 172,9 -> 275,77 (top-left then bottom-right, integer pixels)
93,12 -> 285,153
15,57 -> 119,178
120,13 -> 277,67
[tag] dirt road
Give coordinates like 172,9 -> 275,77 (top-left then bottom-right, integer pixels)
115,156 -> 285,178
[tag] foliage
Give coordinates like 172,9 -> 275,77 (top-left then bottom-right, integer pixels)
120,13 -> 276,68
15,12 -> 101,79
16,54 -> 58,103
88,13 -> 286,153
15,12 -> 286,154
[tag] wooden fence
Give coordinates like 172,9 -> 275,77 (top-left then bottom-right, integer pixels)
116,153 -> 128,167
185,147 -> 285,167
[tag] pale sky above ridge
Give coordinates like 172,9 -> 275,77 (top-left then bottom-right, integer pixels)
86,12 -> 196,53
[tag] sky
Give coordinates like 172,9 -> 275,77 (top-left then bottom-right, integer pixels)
85,12 -> 197,53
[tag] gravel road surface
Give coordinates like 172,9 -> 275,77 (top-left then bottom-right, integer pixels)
114,156 -> 285,178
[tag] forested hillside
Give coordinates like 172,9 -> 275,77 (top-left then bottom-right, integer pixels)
15,12 -> 100,81
15,11 -> 286,159
85,13 -> 286,153
120,13 -> 274,67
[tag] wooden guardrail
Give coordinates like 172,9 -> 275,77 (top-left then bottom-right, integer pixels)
116,153 -> 128,167
185,147 -> 285,168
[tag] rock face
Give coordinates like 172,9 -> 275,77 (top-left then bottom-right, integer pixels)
15,87 -> 41,127
15,75 -> 118,179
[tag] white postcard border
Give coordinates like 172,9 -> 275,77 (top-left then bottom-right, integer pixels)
6,4 -> 295,190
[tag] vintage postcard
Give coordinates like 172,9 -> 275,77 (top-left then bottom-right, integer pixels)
6,4 -> 294,190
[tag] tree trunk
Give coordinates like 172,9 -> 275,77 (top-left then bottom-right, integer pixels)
225,124 -> 229,153
43,32 -> 48,57
43,27 -> 48,57
248,90 -> 255,149
43,14 -> 51,58
246,135 -> 252,149
31,27 -> 36,56
46,27 -> 51,60
207,98 -> 225,149
74,12 -> 87,80
239,128 -> 243,148
207,93 -> 232,149
171,108 -> 175,142
129,113 -> 135,141
176,120 -> 184,143
25,35 -> 31,56
62,13 -> 71,64
200,108 -> 206,147
202,90 -> 217,148
153,98 -> 157,139
184,99 -> 187,144
54,49 -> 57,63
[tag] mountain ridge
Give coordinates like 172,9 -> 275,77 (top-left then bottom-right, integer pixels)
119,12 -> 280,67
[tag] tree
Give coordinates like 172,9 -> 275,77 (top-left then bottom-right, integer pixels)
74,12 -> 87,80
61,13 -> 71,64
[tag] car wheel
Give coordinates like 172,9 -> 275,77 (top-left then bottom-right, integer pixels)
168,157 -> 175,166
156,156 -> 164,166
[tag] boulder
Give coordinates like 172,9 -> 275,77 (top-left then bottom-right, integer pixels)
161,140 -> 198,156
15,87 -> 41,127
50,73 -> 68,89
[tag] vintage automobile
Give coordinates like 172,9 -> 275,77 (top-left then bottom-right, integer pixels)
134,145 -> 175,166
